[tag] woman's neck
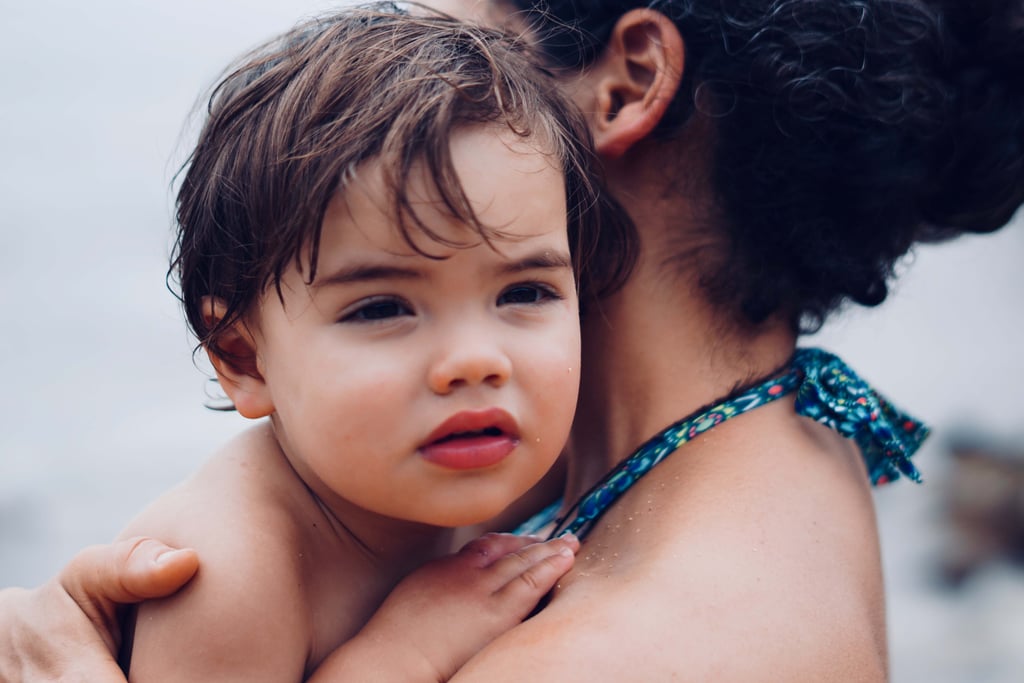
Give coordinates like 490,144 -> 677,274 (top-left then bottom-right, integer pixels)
565,225 -> 797,506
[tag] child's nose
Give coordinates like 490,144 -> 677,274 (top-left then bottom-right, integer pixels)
427,335 -> 512,395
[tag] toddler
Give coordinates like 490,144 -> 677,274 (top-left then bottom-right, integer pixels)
116,5 -> 632,682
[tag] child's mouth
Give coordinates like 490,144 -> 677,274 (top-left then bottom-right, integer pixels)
435,426 -> 504,443
420,410 -> 520,470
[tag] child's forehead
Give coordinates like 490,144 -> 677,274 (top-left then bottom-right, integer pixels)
312,125 -> 568,266
351,123 -> 560,193
330,125 -> 564,237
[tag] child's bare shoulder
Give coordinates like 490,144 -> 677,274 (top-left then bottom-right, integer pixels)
120,423 -> 311,555
118,423 -> 328,682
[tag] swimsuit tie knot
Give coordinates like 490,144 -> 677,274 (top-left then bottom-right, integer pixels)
793,348 -> 927,485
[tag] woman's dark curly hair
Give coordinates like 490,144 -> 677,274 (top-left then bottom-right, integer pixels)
506,0 -> 1024,331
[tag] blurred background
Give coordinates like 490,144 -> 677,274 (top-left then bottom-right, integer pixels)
1,1 -> 1022,680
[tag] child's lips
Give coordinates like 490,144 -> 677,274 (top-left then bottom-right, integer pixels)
420,408 -> 520,470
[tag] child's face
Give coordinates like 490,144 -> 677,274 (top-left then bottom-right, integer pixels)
249,125 -> 580,527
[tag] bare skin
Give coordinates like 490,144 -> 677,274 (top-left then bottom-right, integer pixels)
0,498 -> 577,683
313,531 -> 579,683
1,6 -> 890,683
409,7 -> 889,681
0,539 -> 198,683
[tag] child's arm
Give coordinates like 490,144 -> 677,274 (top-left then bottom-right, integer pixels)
116,460 -> 322,683
123,526 -> 313,683
310,533 -> 579,683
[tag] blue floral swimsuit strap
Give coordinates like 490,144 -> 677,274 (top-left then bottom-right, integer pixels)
519,347 -> 928,540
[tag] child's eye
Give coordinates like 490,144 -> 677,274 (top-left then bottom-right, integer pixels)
341,297 -> 413,323
497,283 -> 561,306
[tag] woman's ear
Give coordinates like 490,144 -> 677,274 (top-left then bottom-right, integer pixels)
201,296 -> 274,419
585,9 -> 685,159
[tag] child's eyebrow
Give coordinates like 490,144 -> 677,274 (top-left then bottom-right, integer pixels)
312,264 -> 423,288
313,250 -> 572,289
497,250 -> 573,275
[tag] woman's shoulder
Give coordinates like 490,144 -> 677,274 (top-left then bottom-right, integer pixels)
628,395 -> 884,576
459,403 -> 889,682
639,406 -> 887,674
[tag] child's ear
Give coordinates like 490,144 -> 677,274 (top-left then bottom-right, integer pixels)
201,296 -> 274,419
586,9 -> 685,159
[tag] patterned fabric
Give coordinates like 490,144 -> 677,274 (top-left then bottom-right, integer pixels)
793,348 -> 927,486
515,347 -> 927,539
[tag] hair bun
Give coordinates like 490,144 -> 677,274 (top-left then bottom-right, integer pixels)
920,0 -> 1024,238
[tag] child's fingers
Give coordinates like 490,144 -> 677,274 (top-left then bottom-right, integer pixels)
457,532 -> 545,569
488,534 -> 579,600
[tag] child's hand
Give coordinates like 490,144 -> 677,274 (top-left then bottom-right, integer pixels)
314,533 -> 578,682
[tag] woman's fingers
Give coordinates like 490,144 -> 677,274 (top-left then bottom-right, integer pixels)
57,537 -> 198,654
61,536 -> 199,604
1,581 -> 140,683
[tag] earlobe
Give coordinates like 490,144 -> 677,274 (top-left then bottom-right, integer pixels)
588,9 -> 685,159
201,296 -> 274,419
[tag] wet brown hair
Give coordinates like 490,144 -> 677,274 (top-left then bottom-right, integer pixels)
171,2 -> 635,360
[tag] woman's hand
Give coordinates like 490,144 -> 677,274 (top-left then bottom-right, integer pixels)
0,537 -> 197,682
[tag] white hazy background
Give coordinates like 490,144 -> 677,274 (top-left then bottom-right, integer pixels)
1,1 -> 1022,680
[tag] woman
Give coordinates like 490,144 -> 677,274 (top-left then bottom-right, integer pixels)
4,0 -> 1022,680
